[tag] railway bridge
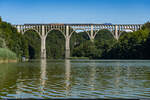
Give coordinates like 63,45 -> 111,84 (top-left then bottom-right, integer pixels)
13,24 -> 143,59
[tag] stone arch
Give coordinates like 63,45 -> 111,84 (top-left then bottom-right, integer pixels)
46,28 -> 65,38
22,29 -> 41,38
70,28 -> 89,39
94,29 -> 114,40
118,29 -> 134,38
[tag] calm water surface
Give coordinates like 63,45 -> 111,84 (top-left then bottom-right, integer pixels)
0,59 -> 150,99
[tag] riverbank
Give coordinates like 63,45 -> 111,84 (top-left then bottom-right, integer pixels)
0,48 -> 17,63
0,59 -> 17,63
69,57 -> 89,59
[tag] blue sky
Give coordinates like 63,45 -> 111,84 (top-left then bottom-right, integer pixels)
0,0 -> 150,24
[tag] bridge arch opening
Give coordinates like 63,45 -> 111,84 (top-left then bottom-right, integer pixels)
23,29 -> 40,36
95,29 -> 114,40
118,29 -> 134,38
72,29 -> 90,39
46,30 -> 65,59
24,30 -> 41,59
94,29 -> 116,58
70,28 -> 90,55
71,29 -> 90,40
46,28 -> 65,37
71,29 -> 92,57
123,29 -> 134,32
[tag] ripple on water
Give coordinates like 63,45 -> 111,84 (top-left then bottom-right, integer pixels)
1,60 -> 150,99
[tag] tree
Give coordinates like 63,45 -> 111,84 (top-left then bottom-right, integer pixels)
46,30 -> 65,59
0,17 -> 2,23
0,21 -> 27,58
24,30 -> 41,59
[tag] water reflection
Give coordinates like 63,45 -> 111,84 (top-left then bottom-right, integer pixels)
0,60 -> 150,99
89,61 -> 96,91
16,72 -> 24,98
114,61 -> 121,95
65,59 -> 71,97
39,59 -> 47,96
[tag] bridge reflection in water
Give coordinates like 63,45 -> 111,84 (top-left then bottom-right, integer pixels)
65,59 -> 71,97
39,59 -> 47,97
39,59 -> 72,97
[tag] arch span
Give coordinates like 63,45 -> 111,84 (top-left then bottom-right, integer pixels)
23,29 -> 41,38
70,28 -> 91,39
94,29 -> 114,39
118,30 -> 133,38
45,28 -> 65,38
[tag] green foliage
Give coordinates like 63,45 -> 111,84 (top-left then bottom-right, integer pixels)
106,22 -> 150,59
0,17 -> 2,23
73,40 -> 101,59
24,30 -> 40,59
0,21 -> 27,59
70,31 -> 89,56
0,48 -> 17,60
46,30 -> 65,59
94,29 -> 116,58
0,37 -> 6,48
142,22 -> 150,31
72,29 -> 116,59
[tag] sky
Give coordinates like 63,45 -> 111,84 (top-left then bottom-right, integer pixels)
0,0 -> 150,24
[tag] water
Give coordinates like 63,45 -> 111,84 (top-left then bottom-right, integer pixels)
0,59 -> 150,99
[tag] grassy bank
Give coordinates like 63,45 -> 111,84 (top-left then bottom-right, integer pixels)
0,48 -> 17,63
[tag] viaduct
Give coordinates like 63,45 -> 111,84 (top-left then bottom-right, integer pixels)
13,24 -> 143,59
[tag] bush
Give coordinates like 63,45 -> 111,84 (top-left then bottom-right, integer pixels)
0,48 -> 17,60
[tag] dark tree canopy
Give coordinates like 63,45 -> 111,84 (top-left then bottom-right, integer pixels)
46,30 -> 65,59
24,30 -> 41,59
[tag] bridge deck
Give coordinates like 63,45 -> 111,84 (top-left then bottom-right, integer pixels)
22,23 -> 143,26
